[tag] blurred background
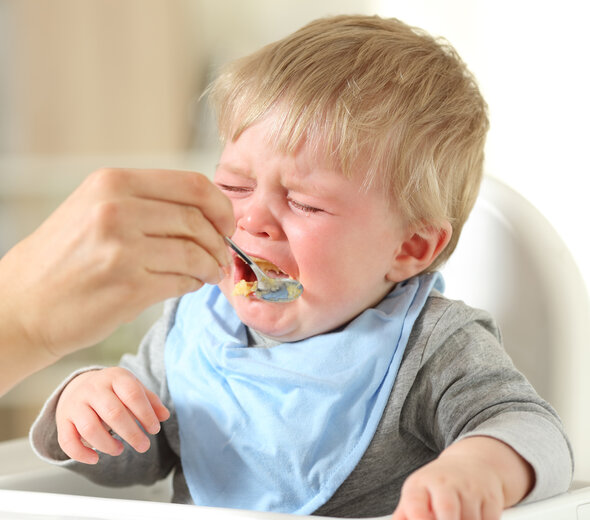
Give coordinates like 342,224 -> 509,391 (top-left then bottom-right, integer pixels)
0,0 -> 588,441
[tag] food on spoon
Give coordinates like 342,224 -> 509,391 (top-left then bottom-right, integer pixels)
233,256 -> 291,297
285,283 -> 303,300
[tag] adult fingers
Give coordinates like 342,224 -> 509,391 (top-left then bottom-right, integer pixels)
143,236 -> 226,286
86,168 -> 235,237
137,272 -> 205,304
135,198 -> 231,268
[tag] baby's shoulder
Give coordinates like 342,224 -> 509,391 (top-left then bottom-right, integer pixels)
408,291 -> 502,363
421,290 -> 496,326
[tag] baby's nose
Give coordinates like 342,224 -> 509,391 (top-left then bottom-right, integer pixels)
237,199 -> 283,240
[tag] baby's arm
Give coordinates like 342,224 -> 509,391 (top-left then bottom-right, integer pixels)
55,367 -> 170,464
392,435 -> 534,520
389,298 -> 572,519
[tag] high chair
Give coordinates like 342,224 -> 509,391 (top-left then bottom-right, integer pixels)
1,175 -> 590,519
440,174 -> 590,484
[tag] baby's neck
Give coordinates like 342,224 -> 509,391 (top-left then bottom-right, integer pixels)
247,327 -> 282,348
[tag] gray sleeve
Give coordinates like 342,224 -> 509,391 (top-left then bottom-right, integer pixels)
402,298 -> 573,503
29,299 -> 181,488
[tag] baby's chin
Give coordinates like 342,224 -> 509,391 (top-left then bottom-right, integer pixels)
218,278 -> 354,342
235,303 -> 305,342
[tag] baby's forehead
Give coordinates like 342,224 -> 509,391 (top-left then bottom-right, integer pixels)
251,117 -> 358,177
226,108 -> 393,199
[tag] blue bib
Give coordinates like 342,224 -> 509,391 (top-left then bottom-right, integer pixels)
165,272 -> 443,513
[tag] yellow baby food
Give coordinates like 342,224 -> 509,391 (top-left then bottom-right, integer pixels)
233,279 -> 258,296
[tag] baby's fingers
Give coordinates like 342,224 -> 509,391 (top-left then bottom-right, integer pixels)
392,485 -> 435,520
429,487 -> 461,520
58,410 -> 122,464
89,394 -> 149,454
110,372 -> 167,437
481,498 -> 503,520
144,387 -> 170,423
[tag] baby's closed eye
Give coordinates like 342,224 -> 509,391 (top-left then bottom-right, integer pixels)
217,183 -> 254,194
287,197 -> 324,214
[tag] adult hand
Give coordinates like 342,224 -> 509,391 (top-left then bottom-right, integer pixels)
0,168 -> 234,393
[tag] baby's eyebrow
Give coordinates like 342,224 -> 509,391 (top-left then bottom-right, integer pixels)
216,162 -> 254,178
282,169 -> 340,198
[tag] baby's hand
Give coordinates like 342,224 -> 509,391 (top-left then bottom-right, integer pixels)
391,437 -> 533,520
55,367 -> 170,464
391,456 -> 503,520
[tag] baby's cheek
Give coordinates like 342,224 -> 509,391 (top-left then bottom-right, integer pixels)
218,277 -> 235,301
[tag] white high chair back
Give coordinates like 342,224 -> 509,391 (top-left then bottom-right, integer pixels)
440,175 -> 590,482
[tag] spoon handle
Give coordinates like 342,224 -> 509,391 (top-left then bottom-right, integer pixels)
224,237 -> 252,267
224,237 -> 268,282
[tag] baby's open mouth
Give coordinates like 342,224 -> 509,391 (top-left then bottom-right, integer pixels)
233,256 -> 289,296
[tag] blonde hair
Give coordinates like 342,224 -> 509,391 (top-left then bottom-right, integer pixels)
207,15 -> 489,269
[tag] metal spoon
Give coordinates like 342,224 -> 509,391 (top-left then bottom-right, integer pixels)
224,237 -> 303,303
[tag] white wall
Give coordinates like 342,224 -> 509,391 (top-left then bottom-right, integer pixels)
375,0 -> 590,294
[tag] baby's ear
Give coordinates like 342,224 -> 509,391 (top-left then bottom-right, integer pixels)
386,221 -> 452,282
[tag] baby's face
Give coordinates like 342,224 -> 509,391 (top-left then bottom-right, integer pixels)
215,117 -> 411,342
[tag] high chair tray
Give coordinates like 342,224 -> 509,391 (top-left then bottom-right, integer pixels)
1,487 -> 590,520
1,438 -> 588,519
